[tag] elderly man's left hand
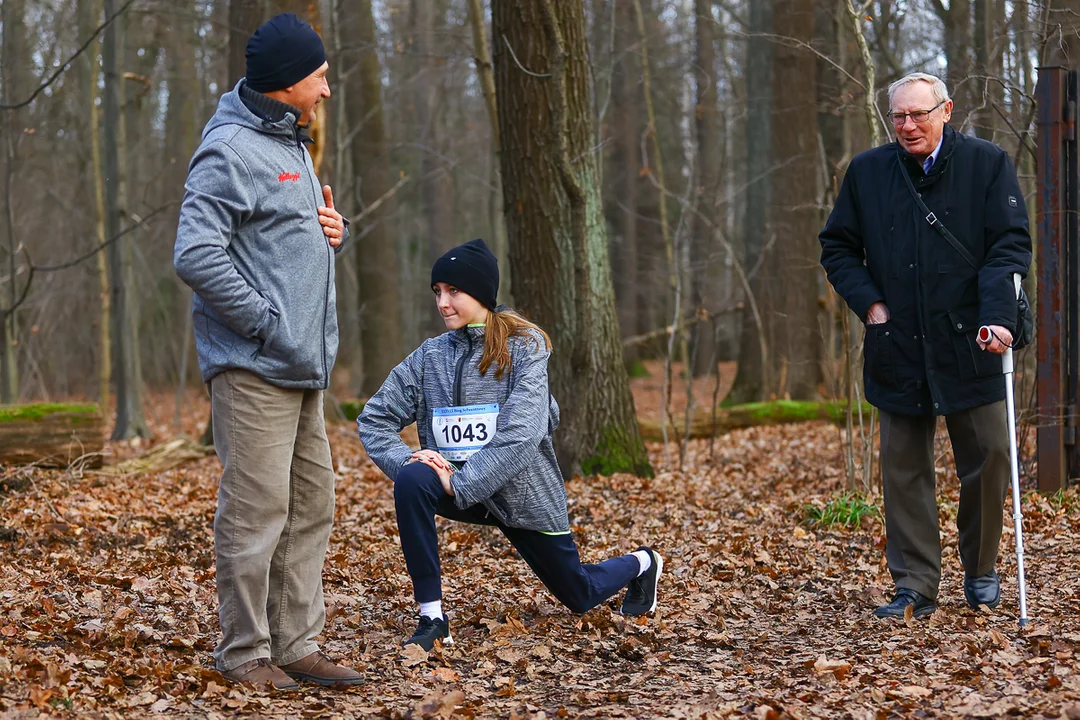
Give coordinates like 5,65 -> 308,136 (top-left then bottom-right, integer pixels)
977,324 -> 1013,354
318,185 -> 345,247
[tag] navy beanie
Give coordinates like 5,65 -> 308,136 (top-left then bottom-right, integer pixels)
245,13 -> 326,93
431,239 -> 499,311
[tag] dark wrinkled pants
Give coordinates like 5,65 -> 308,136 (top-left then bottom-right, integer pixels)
879,400 -> 1010,600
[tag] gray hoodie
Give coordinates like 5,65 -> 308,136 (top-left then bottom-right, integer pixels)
357,325 -> 569,534
174,80 -> 343,389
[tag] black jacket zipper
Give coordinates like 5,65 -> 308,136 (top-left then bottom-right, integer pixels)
453,331 -> 476,406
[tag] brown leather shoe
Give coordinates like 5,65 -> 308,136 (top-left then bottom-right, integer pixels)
279,651 -> 362,687
221,658 -> 299,690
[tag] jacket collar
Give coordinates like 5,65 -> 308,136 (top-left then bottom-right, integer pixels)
237,80 -> 313,146
898,124 -> 957,178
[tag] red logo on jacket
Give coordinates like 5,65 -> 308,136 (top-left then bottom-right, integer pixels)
278,171 -> 301,182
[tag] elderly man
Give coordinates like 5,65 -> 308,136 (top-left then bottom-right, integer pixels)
174,14 -> 359,688
819,73 -> 1032,618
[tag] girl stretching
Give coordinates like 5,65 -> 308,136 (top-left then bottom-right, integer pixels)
357,238 -> 662,650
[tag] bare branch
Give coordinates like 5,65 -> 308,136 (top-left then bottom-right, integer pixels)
0,0 -> 138,110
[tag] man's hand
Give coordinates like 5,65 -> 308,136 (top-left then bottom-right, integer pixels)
977,325 -> 1013,354
866,302 -> 890,325
318,185 -> 345,247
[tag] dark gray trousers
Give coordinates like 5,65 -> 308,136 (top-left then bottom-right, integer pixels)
879,400 -> 1010,601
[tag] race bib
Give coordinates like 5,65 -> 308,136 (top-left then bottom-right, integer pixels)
432,403 -> 499,461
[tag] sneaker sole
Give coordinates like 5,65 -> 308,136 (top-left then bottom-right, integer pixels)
403,633 -> 454,651
621,552 -> 664,616
647,553 -> 664,614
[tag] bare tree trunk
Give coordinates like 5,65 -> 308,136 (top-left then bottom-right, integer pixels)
107,1 -> 150,439
973,0 -> 1004,141
0,0 -> 29,403
770,0 -> 821,400
465,0 -> 511,302
609,0 -> 642,359
932,0 -> 972,129
412,0 -> 454,335
77,0 -> 111,416
690,0 -> 723,377
493,0 -> 651,477
348,0 -> 405,397
228,0 -> 263,88
729,0 -> 773,403
165,0 -> 200,410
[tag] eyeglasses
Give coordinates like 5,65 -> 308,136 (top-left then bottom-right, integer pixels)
889,100 -> 946,126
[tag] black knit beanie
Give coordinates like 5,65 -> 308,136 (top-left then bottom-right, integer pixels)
431,239 -> 499,310
245,13 -> 326,93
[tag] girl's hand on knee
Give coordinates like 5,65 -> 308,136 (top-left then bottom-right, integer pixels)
417,456 -> 456,496
409,449 -> 451,471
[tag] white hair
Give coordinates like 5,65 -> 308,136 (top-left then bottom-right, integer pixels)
887,73 -> 950,108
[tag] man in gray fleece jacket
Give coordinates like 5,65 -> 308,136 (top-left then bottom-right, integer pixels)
173,13 -> 359,690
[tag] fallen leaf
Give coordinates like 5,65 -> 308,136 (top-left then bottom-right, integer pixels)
402,643 -> 429,667
432,666 -> 460,682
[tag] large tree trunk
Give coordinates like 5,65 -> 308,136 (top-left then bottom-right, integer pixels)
466,0 -> 510,303
228,0 -> 263,88
165,0 -> 200,400
0,0 -> 29,404
769,0 -> 821,399
104,0 -> 149,440
973,0 -> 1004,141
78,0 -> 111,418
608,0 -> 643,361
348,0 -> 405,397
933,0 -> 972,129
493,0 -> 651,478
690,0 -> 723,376
411,0 -> 454,336
729,0 -> 773,403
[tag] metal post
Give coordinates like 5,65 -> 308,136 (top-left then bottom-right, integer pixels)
1035,66 -> 1069,492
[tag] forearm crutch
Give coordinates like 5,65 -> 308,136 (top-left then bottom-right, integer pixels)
978,272 -> 1029,626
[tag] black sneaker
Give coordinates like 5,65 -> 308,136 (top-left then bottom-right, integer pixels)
403,614 -> 453,651
620,547 -> 663,616
873,588 -> 937,619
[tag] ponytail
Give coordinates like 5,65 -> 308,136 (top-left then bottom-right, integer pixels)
479,309 -> 551,379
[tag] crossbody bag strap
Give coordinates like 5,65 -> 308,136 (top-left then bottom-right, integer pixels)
897,154 -> 977,269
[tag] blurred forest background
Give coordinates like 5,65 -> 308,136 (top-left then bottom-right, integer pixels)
1,0 -> 1076,446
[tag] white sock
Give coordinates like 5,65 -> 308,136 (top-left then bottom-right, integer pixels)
632,550 -> 652,577
419,600 -> 443,620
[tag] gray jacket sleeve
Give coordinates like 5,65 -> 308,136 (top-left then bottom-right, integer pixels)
450,339 -> 550,509
357,343 -> 426,480
174,140 -> 277,342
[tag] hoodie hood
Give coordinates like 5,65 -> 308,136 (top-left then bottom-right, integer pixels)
203,79 -> 303,144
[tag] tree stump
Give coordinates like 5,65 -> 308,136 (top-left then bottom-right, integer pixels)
0,404 -> 106,468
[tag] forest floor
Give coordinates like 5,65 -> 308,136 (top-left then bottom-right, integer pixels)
1,370 -> 1079,719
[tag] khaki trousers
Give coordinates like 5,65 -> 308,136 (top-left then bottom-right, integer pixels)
210,370 -> 335,671
879,401 -> 1010,601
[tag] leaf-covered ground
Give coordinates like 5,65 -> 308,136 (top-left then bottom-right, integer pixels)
1,389 -> 1079,719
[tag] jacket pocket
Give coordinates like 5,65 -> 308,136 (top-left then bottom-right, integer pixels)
863,321 -> 899,388
948,308 -> 1001,379
252,306 -> 280,360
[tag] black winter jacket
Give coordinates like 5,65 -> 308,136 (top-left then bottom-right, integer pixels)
819,125 -> 1032,416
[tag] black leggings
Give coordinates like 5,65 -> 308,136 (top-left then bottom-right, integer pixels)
394,462 -> 639,613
